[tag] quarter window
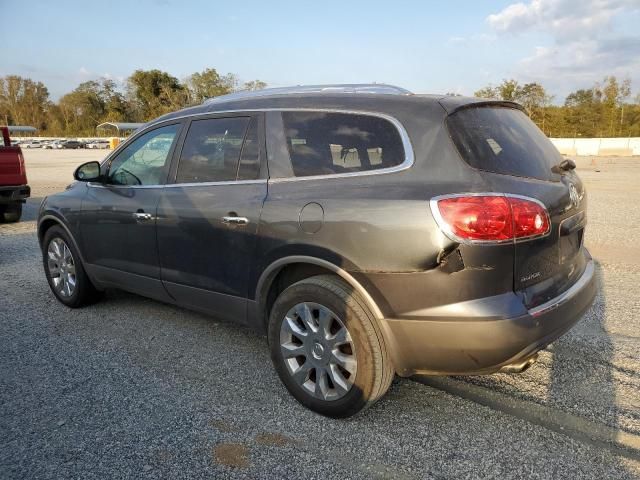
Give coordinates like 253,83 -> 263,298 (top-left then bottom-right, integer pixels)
176,117 -> 250,184
280,112 -> 405,177
108,124 -> 179,186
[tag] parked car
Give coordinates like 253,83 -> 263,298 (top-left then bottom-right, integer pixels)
43,140 -> 64,149
0,127 -> 30,222
22,140 -> 43,148
37,84 -> 596,417
60,140 -> 84,149
86,139 -> 109,149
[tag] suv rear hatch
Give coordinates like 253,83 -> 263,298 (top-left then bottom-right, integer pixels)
444,103 -> 588,309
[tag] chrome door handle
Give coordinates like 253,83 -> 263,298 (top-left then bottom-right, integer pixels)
132,212 -> 153,221
222,216 -> 249,225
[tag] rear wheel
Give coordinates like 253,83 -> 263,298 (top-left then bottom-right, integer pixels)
268,275 -> 394,418
0,203 -> 22,223
42,225 -> 102,307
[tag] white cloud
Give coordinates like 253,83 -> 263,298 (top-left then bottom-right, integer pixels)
488,0 -> 636,40
486,0 -> 640,97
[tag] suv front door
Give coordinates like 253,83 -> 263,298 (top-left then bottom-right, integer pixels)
80,122 -> 182,300
156,114 -> 267,324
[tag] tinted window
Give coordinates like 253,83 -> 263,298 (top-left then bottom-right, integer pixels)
447,107 -> 563,181
108,124 -> 179,186
237,117 -> 260,180
281,112 -> 405,177
176,117 -> 249,183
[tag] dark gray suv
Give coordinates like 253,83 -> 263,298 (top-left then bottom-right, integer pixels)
38,85 -> 596,417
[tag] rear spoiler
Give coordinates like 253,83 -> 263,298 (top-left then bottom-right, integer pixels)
438,97 -> 525,115
1,127 -> 10,147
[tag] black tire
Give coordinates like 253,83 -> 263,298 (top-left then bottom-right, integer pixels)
0,203 -> 22,223
268,274 -> 394,418
42,225 -> 102,308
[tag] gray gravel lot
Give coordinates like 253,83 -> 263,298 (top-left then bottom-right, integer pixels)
1,150 -> 639,479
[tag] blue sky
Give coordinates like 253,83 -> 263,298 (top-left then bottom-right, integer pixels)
1,0 -> 639,102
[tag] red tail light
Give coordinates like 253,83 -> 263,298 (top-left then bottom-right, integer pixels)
431,194 -> 550,243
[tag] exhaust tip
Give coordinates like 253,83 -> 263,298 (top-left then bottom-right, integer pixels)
498,353 -> 539,374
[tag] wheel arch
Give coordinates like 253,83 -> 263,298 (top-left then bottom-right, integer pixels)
255,256 -> 385,328
38,214 -> 86,265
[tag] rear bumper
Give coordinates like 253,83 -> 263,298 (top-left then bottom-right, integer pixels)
382,254 -> 597,377
0,184 -> 30,204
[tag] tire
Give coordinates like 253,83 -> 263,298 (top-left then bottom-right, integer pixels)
0,203 -> 22,223
42,225 -> 102,307
268,274 -> 394,418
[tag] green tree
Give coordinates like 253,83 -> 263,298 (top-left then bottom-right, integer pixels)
474,85 -> 499,99
127,69 -> 188,120
54,78 -> 132,135
0,75 -> 51,130
241,80 -> 267,91
186,68 -> 234,103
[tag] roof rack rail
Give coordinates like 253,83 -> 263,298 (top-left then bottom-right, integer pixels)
203,84 -> 412,105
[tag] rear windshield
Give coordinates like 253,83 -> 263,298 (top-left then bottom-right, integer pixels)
447,107 -> 562,181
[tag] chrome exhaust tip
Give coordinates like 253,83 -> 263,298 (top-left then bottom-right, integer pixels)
498,353 -> 539,374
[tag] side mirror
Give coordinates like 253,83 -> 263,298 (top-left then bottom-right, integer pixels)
74,161 -> 102,182
560,158 -> 577,171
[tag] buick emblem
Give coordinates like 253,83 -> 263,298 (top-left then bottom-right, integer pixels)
568,184 -> 579,209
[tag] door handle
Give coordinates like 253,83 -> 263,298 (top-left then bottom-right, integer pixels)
222,216 -> 249,225
132,212 -> 153,221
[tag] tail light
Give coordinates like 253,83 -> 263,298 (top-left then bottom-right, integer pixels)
430,194 -> 550,244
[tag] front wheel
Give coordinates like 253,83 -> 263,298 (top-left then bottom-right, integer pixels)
268,275 -> 394,418
42,226 -> 102,307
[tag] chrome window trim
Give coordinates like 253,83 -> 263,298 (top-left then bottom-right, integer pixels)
429,192 -> 551,245
528,259 -> 594,317
87,182 -> 164,189
87,179 -> 267,189
165,179 -> 267,188
265,108 -> 414,183
101,108 -> 414,185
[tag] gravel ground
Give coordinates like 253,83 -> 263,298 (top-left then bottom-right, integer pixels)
1,150 -> 639,479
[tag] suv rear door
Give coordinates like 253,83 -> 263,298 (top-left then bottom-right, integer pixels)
446,105 -> 588,309
156,113 -> 267,324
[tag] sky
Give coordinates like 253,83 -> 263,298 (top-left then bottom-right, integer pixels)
1,0 -> 639,103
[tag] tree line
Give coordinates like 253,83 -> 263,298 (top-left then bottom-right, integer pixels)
1,69 -> 639,138
473,76 -> 640,138
0,68 -> 266,136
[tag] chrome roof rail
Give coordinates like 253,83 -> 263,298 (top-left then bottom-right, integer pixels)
203,84 -> 413,104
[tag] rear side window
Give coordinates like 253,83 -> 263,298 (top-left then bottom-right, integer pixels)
176,117 -> 249,183
447,107 -> 563,181
280,112 -> 405,177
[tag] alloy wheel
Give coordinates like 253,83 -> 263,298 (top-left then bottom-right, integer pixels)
47,238 -> 77,297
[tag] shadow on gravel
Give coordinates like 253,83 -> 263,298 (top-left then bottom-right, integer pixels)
547,260 -> 623,451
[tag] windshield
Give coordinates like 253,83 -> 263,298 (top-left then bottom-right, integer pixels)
447,106 -> 563,182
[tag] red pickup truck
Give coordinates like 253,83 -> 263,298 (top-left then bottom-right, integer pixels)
0,127 -> 30,222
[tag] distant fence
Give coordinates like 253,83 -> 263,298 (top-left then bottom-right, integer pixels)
550,137 -> 640,156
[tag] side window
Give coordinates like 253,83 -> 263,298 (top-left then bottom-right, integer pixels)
237,118 -> 260,180
280,112 -> 405,177
108,124 -> 179,186
176,117 -> 249,184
